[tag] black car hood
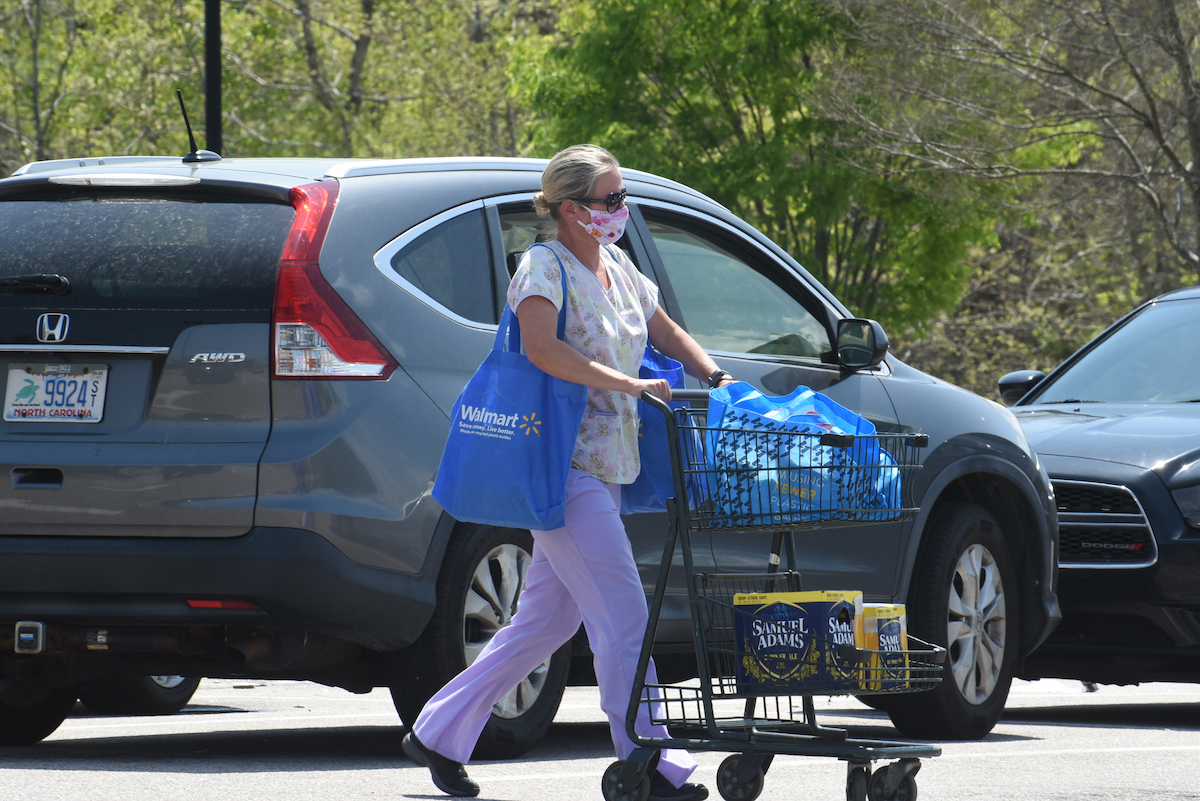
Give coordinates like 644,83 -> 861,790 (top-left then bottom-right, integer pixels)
1014,403 -> 1200,488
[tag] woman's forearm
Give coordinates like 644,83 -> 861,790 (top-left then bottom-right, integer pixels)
515,296 -> 652,396
528,336 -> 640,394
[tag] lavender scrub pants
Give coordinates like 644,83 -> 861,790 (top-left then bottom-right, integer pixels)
412,468 -> 698,788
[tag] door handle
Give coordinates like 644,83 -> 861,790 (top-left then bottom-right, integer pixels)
11,468 -> 63,489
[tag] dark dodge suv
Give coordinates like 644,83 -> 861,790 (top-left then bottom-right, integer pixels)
999,288 -> 1200,687
0,154 -> 1059,749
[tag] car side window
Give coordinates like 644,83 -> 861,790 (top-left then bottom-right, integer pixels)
389,209 -> 496,324
497,203 -> 637,280
644,213 -> 831,361
497,205 -> 554,279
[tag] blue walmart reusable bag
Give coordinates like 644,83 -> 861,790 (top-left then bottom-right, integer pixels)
433,246 -> 587,530
705,382 -> 900,526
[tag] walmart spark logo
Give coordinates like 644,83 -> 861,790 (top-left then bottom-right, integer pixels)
519,412 -> 541,436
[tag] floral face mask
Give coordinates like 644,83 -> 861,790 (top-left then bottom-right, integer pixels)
577,205 -> 630,244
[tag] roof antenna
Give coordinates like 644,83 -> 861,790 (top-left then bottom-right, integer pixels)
177,89 -> 222,164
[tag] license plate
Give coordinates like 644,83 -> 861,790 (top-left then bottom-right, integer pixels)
4,363 -> 109,423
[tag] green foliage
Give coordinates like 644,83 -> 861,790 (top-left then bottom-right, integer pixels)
513,0 -> 996,331
0,0 -> 90,169
210,0 -> 554,158
894,177 -> 1187,398
0,0 -> 560,173
845,0 -> 1200,396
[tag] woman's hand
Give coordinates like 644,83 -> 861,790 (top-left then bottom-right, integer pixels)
633,377 -> 671,402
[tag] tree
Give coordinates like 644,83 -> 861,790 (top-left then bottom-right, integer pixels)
0,0 -> 563,173
513,0 -> 998,331
822,0 -> 1200,393
827,0 -> 1200,301
895,179 -> 1145,397
221,0 -> 562,158
0,0 -> 86,171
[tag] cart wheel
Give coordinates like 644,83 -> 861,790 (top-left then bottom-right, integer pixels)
717,754 -> 766,801
602,760 -> 651,801
867,768 -> 917,801
846,765 -> 869,801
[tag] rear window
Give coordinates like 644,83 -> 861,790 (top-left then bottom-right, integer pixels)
0,195 -> 294,311
388,209 -> 496,324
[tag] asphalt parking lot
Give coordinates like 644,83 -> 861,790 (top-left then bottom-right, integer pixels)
2,678 -> 1197,801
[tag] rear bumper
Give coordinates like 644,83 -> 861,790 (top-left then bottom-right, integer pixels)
0,527 -> 435,652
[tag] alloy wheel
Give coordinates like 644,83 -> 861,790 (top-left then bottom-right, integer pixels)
947,543 -> 1007,704
149,675 -> 189,690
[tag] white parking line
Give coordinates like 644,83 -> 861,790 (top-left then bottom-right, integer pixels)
940,743 -> 1200,760
57,711 -> 398,733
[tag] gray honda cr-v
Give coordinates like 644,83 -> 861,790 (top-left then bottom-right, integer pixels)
0,153 -> 1058,750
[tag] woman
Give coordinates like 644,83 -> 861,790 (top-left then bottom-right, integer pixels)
403,145 -> 733,801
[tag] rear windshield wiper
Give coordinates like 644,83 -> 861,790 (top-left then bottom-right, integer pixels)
0,273 -> 72,295
1041,399 -> 1103,404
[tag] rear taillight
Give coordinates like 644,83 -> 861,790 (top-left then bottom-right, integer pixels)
186,599 -> 260,611
272,182 -> 398,380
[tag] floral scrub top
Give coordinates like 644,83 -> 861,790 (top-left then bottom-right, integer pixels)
508,240 -> 659,485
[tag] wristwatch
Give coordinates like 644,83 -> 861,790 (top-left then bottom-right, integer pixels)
708,369 -> 734,388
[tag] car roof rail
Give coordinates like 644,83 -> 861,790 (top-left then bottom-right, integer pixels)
11,156 -> 182,177
323,157 -> 548,179
323,156 -> 714,203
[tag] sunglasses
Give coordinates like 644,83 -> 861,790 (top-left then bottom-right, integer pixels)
570,188 -> 627,214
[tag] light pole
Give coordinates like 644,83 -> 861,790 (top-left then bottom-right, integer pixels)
205,0 -> 222,154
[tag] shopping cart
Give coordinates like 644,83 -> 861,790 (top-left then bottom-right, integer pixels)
602,390 -> 945,801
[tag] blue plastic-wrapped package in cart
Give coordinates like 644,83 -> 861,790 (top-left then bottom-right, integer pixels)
704,382 -> 902,527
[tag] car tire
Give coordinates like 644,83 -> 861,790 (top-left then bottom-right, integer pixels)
877,501 -> 1018,740
78,675 -> 201,716
0,681 -> 79,745
391,523 -> 571,760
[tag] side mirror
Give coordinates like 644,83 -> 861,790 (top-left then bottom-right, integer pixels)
997,370 -> 1045,407
837,318 -> 889,371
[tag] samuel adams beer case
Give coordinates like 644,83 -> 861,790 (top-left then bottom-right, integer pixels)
732,590 -> 863,694
862,603 -> 909,691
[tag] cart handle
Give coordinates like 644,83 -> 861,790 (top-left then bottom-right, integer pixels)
639,388 -> 710,410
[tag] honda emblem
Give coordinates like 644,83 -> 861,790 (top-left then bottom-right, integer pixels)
36,313 -> 70,343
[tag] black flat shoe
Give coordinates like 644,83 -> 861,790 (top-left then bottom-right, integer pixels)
402,732 -> 480,798
649,771 -> 709,801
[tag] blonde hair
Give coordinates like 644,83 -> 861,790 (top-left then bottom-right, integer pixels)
533,144 -> 621,222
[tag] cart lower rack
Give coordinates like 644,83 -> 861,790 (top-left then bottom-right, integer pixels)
605,391 -> 944,801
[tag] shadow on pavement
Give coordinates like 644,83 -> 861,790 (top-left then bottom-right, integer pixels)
1001,702 -> 1200,730
768,705 -> 1036,744
70,703 -> 248,718
0,725 -> 406,772
0,720 -> 615,773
